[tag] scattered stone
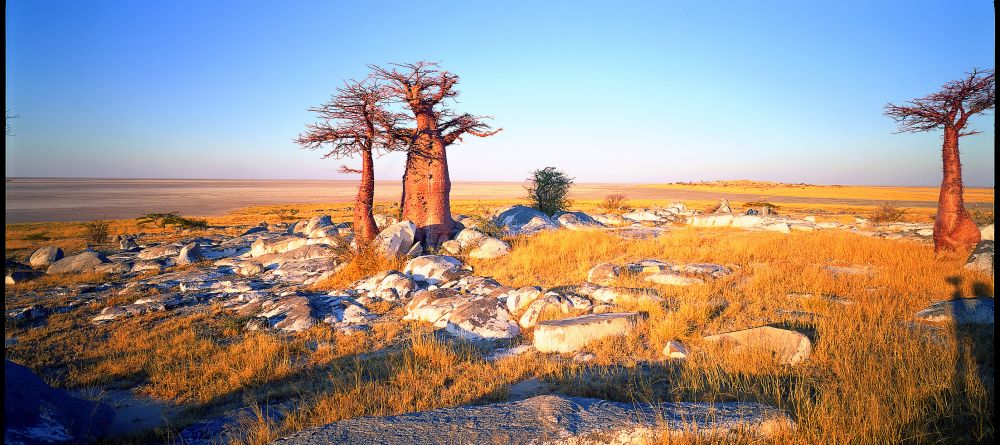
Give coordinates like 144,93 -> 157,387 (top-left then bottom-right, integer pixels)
672,263 -> 733,278
6,305 -> 49,324
5,360 -> 114,444
444,296 -> 520,340
504,286 -> 544,314
587,262 -> 621,286
715,198 -> 732,214
373,214 -> 399,230
964,240 -> 994,276
374,221 -> 417,257
137,244 -> 181,260
687,213 -> 735,227
703,326 -> 812,366
29,246 -> 64,268
270,395 -> 794,444
468,236 -> 511,259
241,225 -> 268,236
440,239 -> 462,254
625,259 -> 671,274
6,270 -> 43,284
47,251 -> 111,275
591,214 -> 626,226
553,211 -> 605,230
621,210 -> 665,223
981,224 -> 994,241
176,242 -> 203,265
404,255 -> 465,285
572,352 -> 597,362
492,205 -> 557,235
917,228 -> 934,237
644,272 -> 704,286
533,312 -> 645,353
915,297 -> 994,325
251,236 -> 309,257
662,340 -> 688,360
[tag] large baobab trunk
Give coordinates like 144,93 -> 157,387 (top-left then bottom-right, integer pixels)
402,113 -> 455,246
933,126 -> 981,252
354,149 -> 379,244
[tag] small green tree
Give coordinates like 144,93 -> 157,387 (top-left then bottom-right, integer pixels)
525,167 -> 574,216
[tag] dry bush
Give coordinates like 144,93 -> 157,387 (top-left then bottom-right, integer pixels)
969,206 -> 994,226
83,220 -> 110,245
869,202 -> 906,223
312,243 -> 405,290
598,193 -> 632,215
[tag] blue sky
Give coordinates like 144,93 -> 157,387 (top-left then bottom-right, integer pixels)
5,0 -> 995,186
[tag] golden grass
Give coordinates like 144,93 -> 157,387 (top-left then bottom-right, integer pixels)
4,198 -> 995,443
647,180 -> 995,203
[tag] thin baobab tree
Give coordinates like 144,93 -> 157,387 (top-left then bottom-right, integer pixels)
371,61 -> 501,246
885,68 -> 995,253
296,79 -> 405,244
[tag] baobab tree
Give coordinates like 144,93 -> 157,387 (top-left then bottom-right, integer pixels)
296,79 -> 404,244
885,68 -> 994,253
371,61 -> 500,246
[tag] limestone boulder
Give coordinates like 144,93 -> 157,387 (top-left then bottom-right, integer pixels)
981,224 -> 994,241
533,312 -> 645,353
374,221 -> 417,257
5,360 -> 114,444
138,244 -> 181,260
270,395 -> 794,444
176,242 -> 203,265
703,326 -> 812,366
915,297 -> 994,325
492,205 -> 557,236
404,255 -> 465,285
29,246 -> 64,268
250,236 -> 309,257
47,251 -> 111,275
964,240 -> 994,276
553,211 -> 605,230
586,262 -> 621,286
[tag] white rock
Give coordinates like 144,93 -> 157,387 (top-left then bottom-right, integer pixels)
533,312 -> 645,353
468,237 -> 511,259
29,246 -> 64,268
644,272 -> 704,286
981,224 -> 994,241
374,221 -> 417,257
587,263 -> 621,286
915,297 -> 994,325
703,326 -> 812,366
662,340 -> 688,359
404,255 -> 464,285
687,214 -> 735,227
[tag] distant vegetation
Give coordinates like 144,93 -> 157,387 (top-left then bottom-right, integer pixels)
869,202 -> 907,223
136,212 -> 209,230
598,193 -> 632,215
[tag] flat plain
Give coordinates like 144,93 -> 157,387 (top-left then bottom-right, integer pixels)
6,178 -> 994,223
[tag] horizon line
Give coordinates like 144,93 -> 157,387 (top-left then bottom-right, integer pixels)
4,176 -> 996,189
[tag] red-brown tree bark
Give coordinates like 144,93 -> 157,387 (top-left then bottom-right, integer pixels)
885,68 -> 994,253
296,80 -> 403,244
372,62 -> 500,246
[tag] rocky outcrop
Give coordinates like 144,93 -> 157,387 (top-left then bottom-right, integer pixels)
915,297 -> 994,325
964,240 -> 994,276
270,395 -> 794,444
5,360 -> 114,444
553,211 -> 605,230
703,326 -> 812,366
586,262 -> 621,286
492,205 -> 557,236
533,312 -> 645,353
47,251 -> 111,275
404,255 -> 465,285
374,221 -> 417,257
29,246 -> 64,268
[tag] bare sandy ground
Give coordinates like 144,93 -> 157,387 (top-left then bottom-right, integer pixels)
3,178 -> 993,223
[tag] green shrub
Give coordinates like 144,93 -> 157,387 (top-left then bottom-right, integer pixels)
137,212 -> 209,230
525,167 -> 574,216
